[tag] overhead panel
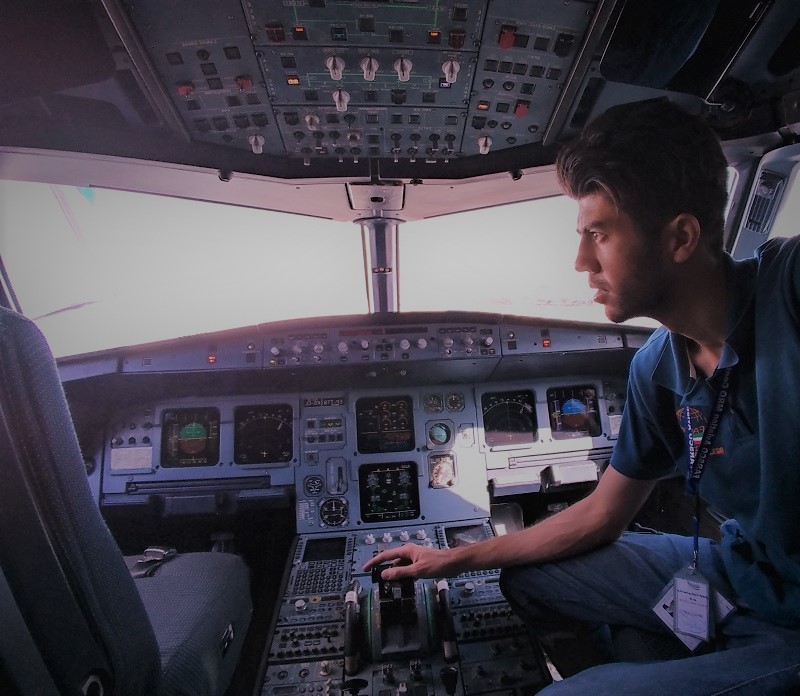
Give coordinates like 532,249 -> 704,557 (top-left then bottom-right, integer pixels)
125,0 -> 286,155
122,0 -> 600,164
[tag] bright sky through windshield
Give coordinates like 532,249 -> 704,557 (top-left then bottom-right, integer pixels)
0,181 -> 657,358
401,196 -> 608,322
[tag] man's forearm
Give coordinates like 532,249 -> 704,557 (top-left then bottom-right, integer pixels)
443,496 -> 621,576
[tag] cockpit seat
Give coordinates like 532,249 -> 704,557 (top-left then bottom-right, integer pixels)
0,307 -> 252,695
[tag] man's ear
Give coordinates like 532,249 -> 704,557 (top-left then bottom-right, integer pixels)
665,213 -> 701,264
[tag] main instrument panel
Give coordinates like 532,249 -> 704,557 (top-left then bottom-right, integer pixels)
102,375 -> 624,529
93,318 -> 636,521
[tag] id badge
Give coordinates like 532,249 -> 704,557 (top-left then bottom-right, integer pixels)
673,566 -> 711,642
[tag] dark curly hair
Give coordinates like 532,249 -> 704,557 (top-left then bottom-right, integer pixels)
556,99 -> 729,252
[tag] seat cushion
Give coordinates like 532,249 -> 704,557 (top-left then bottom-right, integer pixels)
129,552 -> 252,696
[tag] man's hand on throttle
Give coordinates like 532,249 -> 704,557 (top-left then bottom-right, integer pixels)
362,543 -> 453,580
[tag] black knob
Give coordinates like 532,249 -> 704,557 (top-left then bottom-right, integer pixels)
440,666 -> 459,696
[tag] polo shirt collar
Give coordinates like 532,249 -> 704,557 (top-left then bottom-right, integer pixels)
651,254 -> 757,395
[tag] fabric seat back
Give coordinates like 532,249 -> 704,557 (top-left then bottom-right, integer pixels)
0,307 -> 161,694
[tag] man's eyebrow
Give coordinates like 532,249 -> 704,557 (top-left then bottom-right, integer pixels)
577,220 -> 606,235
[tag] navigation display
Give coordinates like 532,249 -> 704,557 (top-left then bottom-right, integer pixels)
547,385 -> 602,438
234,403 -> 293,464
481,390 -> 537,446
359,462 -> 420,523
356,396 -> 415,453
160,407 -> 220,467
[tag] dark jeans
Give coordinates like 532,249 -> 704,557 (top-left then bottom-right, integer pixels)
499,532 -> 800,695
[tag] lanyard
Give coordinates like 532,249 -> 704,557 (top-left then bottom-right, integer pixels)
683,366 -> 732,568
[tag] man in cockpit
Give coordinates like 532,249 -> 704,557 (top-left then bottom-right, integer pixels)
365,100 -> 800,693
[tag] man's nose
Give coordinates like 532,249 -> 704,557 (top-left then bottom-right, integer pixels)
574,236 -> 596,273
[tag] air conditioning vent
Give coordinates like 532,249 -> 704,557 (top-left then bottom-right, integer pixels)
744,170 -> 785,235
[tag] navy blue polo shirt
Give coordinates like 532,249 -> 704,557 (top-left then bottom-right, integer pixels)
610,236 -> 800,626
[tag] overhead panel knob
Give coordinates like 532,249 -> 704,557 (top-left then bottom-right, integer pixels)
416,338 -> 428,349
248,134 -> 265,154
393,57 -> 412,82
478,136 -> 493,155
326,55 -> 345,81
337,341 -> 349,354
442,59 -> 460,85
305,114 -> 320,130
333,88 -> 351,112
399,339 -> 411,351
360,56 -> 379,82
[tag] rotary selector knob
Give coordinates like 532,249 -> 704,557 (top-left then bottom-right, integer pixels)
399,530 -> 410,542
270,346 -> 281,356
442,337 -> 454,348
325,55 -> 345,81
364,533 -> 376,544
359,340 -> 370,350
463,581 -> 476,596
416,338 -> 428,349
482,336 -> 495,347
319,661 -> 331,677
333,88 -> 350,112
382,532 -> 393,543
399,339 -> 411,351
291,345 -> 303,355
294,599 -> 307,612
463,336 -> 474,346
313,343 -> 324,354
415,529 -> 428,540
360,56 -> 379,81
393,57 -> 412,82
337,341 -> 349,354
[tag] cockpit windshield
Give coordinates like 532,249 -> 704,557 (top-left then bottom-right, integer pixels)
0,181 -> 660,358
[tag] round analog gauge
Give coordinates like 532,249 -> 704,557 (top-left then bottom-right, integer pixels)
428,422 -> 452,446
304,475 -> 324,496
446,392 -> 465,412
430,454 -> 456,488
319,497 -> 348,526
423,393 -> 444,413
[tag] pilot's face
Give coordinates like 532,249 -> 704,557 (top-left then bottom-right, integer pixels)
574,193 -> 670,324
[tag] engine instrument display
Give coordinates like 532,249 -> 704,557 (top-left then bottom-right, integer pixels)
358,462 -> 420,523
234,404 -> 293,464
161,407 -> 220,467
547,386 -> 602,438
481,390 -> 537,447
356,396 -> 415,453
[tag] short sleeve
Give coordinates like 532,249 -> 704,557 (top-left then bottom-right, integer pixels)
610,344 -> 680,481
